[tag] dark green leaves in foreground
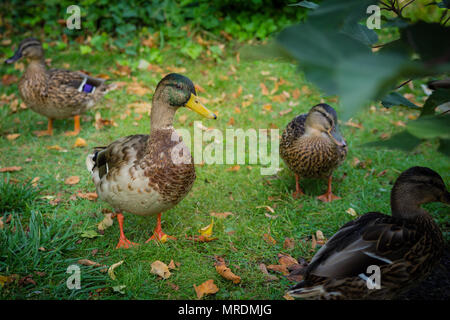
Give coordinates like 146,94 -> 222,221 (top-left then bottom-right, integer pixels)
270,0 -> 450,156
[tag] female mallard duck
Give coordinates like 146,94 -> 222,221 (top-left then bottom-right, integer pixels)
86,73 -> 216,249
5,38 -> 116,136
288,166 -> 449,300
280,103 -> 347,202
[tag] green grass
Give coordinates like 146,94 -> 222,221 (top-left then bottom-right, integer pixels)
0,41 -> 449,300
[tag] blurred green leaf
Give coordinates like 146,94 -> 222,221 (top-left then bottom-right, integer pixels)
363,131 -> 422,152
420,88 -> 450,117
381,92 -> 420,109
407,115 -> 450,140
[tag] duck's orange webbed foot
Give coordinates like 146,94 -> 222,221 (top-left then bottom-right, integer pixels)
34,118 -> 53,137
145,213 -> 176,243
317,176 -> 341,203
64,115 -> 81,136
115,213 -> 139,249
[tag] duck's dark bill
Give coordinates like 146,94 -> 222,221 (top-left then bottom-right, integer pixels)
185,93 -> 217,119
5,49 -> 22,64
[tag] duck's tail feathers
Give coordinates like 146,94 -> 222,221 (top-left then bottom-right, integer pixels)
287,281 -> 325,299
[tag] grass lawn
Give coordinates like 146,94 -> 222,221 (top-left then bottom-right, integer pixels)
0,43 -> 449,300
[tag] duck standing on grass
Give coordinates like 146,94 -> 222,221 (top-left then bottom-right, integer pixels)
5,38 -> 116,136
280,103 -> 347,202
288,166 -> 449,299
86,73 -> 216,249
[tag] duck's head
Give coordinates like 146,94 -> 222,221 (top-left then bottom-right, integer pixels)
305,103 -> 346,148
153,73 -> 216,119
5,38 -> 44,64
391,166 -> 449,219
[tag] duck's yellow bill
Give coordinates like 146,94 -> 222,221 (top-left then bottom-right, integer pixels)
185,93 -> 217,119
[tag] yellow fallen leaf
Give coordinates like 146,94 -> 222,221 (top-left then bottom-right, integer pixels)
263,233 -> 276,245
73,137 -> 87,148
47,145 -> 64,151
199,220 -> 214,237
151,260 -> 171,279
98,213 -> 114,231
210,212 -> 233,218
194,279 -> 219,299
346,208 -> 357,217
283,293 -> 294,300
108,260 -> 124,280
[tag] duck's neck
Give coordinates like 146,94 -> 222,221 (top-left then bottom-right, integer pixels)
24,59 -> 47,78
390,189 -> 429,219
150,98 -> 177,132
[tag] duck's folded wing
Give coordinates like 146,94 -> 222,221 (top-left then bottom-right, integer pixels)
48,69 -> 108,91
304,212 -> 419,279
87,135 -> 149,180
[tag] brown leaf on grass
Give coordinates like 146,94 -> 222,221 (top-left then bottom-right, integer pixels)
214,257 -> 241,284
279,108 -> 292,116
167,281 -> 179,291
78,259 -> 106,270
263,233 -> 276,245
267,264 -> 289,275
0,217 -> 3,230
73,137 -> 87,148
65,176 -> 80,185
166,66 -> 187,73
291,88 -> 301,100
262,104 -> 272,112
278,253 -> 298,267
95,112 -> 118,130
18,275 -> 36,287
194,279 -> 219,299
283,238 -> 295,250
259,263 -> 278,281
127,101 -> 151,115
78,192 -> 98,201
227,117 -> 235,126
6,133 -> 20,141
260,83 -> 269,95
346,208 -> 357,217
226,165 -> 241,172
112,63 -> 131,77
271,94 -> 287,103
344,119 -> 363,129
2,74 -> 18,86
168,260 -> 177,270
393,120 -> 406,127
0,166 -> 22,172
380,132 -> 390,140
47,145 -> 66,151
210,212 -> 234,218
31,177 -> 40,187
311,234 -> 317,251
232,85 -> 243,99
126,82 -> 152,96
151,260 -> 171,279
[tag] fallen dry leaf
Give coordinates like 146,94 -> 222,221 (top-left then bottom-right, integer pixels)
259,263 -> 278,281
47,145 -> 66,151
108,260 -> 124,280
98,213 -> 114,231
6,133 -> 20,141
226,165 -> 241,172
194,279 -> 219,299
263,233 -> 276,245
78,259 -> 106,270
151,260 -> 171,279
199,220 -> 214,238
73,137 -> 87,148
316,230 -> 326,245
344,119 -> 363,129
95,112 -> 118,130
168,260 -> 177,270
210,212 -> 233,218
278,253 -> 298,267
346,208 -> 357,217
65,176 -> 80,185
267,264 -> 289,275
2,74 -> 18,86
260,83 -> 269,95
283,238 -> 295,250
0,166 -> 22,172
77,192 -> 98,201
214,257 -> 241,284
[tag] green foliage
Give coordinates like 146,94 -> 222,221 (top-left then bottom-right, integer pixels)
263,0 -> 450,156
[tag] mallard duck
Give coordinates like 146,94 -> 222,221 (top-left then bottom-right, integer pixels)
86,73 -> 216,249
280,103 -> 347,202
288,166 -> 449,300
4,38 -> 116,136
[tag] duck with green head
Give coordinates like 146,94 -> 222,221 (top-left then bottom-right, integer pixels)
5,38 -> 116,136
86,73 -> 216,248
